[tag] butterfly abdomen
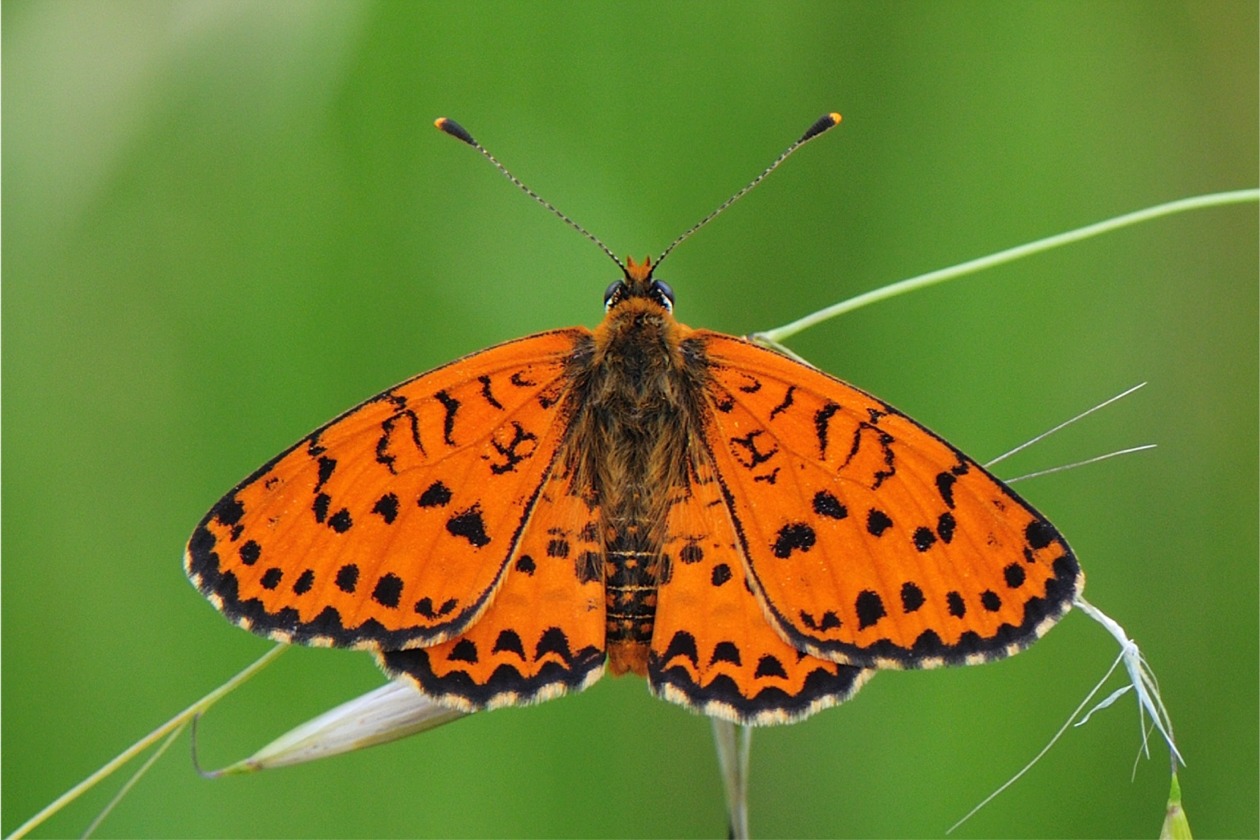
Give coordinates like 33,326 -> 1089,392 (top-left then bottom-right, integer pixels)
563,295 -> 711,676
604,531 -> 660,676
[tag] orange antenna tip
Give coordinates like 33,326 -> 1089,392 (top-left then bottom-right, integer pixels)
435,117 -> 476,146
799,112 -> 843,144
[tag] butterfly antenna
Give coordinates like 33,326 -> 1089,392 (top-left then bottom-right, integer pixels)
654,112 -> 843,269
435,117 -> 626,273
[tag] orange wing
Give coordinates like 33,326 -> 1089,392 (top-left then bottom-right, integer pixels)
649,454 -> 870,724
379,471 -> 606,710
185,330 -> 589,652
693,331 -> 1082,670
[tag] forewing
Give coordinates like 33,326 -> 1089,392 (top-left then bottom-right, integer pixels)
692,331 -> 1082,669
649,453 -> 870,725
379,471 -> 606,710
185,329 -> 588,651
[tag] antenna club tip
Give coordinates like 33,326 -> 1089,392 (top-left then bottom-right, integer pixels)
435,117 -> 476,146
799,111 -> 844,144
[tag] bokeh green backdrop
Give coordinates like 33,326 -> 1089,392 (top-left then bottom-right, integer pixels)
5,2 -> 1256,837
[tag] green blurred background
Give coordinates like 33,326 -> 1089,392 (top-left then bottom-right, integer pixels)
4,2 -> 1256,837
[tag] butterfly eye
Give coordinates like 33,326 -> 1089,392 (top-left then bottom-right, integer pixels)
603,280 -> 626,311
650,280 -> 675,312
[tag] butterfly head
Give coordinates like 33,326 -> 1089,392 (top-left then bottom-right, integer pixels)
604,255 -> 675,314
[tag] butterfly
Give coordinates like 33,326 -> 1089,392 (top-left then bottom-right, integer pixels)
185,114 -> 1082,725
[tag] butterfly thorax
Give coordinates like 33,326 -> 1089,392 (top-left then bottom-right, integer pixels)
559,268 -> 709,677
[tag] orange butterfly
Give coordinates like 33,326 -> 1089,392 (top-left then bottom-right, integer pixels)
186,114 -> 1081,725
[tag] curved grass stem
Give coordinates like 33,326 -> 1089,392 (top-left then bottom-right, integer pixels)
6,644 -> 287,840
757,189 -> 1259,345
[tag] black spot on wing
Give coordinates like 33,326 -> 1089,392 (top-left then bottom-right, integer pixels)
771,522 -> 816,558
935,471 -> 957,508
487,422 -> 538,475
434,390 -> 460,446
239,540 -> 261,566
213,497 -> 246,528
711,384 -> 735,413
418,481 -> 453,508
370,493 -> 399,524
336,564 -> 359,593
314,456 -> 337,492
328,508 -> 353,533
293,569 -> 315,595
866,508 -> 893,536
729,430 -> 778,469
1004,563 -> 1026,588
710,641 -> 741,666
375,406 -> 424,475
865,427 -> 897,489
801,610 -> 842,632
768,385 -> 795,420
812,490 -> 848,520
660,630 -> 700,667
1026,519 -> 1057,550
901,581 -> 925,613
372,573 -> 404,608
447,639 -> 478,663
814,402 -> 840,457
536,627 -> 574,663
446,506 -> 491,547
753,655 -> 787,679
413,596 -> 461,619
478,375 -> 504,410
493,629 -> 526,659
855,590 -> 886,630
711,563 -> 733,587
312,493 -> 330,523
